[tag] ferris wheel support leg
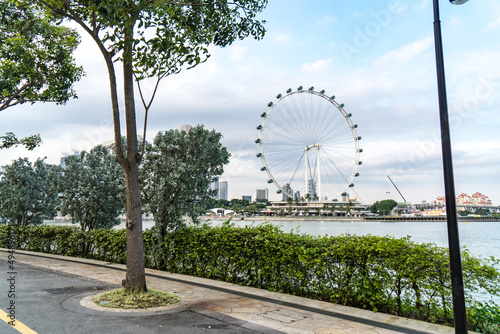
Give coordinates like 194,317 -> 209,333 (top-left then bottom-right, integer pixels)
317,145 -> 321,200
304,148 -> 309,199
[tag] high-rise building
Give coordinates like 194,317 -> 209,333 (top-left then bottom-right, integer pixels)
294,191 -> 301,199
210,177 -> 220,200
180,124 -> 192,132
256,188 -> 268,201
242,195 -> 252,203
219,181 -> 228,200
282,183 -> 293,201
306,178 -> 317,197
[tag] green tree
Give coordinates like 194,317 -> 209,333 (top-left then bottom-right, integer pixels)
287,197 -> 293,214
0,1 -> 83,150
0,132 -> 41,151
0,158 -> 60,225
36,0 -> 267,291
216,199 -> 231,209
458,210 -> 471,217
0,1 -> 83,110
475,208 -> 490,216
60,145 -> 125,232
371,199 -> 398,216
141,126 -> 230,238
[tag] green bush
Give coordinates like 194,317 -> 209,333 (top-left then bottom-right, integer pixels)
0,223 -> 498,333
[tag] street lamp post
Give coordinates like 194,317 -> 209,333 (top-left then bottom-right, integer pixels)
433,0 -> 469,332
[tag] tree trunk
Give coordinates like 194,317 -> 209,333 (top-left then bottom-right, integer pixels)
122,18 -> 147,292
123,162 -> 147,291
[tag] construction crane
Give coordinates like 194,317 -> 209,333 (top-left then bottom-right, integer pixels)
387,175 -> 407,203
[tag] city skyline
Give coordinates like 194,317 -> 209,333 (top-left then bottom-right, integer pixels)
1,0 -> 499,205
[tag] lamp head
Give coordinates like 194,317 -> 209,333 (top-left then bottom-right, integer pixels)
449,0 -> 469,4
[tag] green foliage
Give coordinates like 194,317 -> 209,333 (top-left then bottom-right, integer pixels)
60,145 -> 125,232
1,223 -> 498,333
475,208 -> 490,216
38,0 -> 267,89
0,132 -> 42,150
0,1 -> 83,111
215,199 -> 231,209
459,210 -> 472,217
34,0 -> 268,291
141,126 -> 230,234
0,158 -> 60,225
370,199 -> 398,215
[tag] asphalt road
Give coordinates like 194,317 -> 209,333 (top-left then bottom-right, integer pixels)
0,259 -> 263,334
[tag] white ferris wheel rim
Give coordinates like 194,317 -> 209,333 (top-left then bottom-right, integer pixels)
257,87 -> 361,201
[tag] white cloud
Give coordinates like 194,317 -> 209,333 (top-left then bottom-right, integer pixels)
273,33 -> 292,44
230,45 -> 247,60
484,15 -> 500,31
374,37 -> 433,67
413,0 -> 430,12
317,15 -> 337,26
300,58 -> 332,74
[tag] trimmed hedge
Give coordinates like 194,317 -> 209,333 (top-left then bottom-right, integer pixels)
1,223 -> 499,333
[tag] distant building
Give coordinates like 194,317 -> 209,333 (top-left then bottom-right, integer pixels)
432,196 -> 446,207
256,188 -> 269,201
180,124 -> 192,132
242,195 -> 252,202
306,179 -> 316,197
282,183 -> 293,201
433,193 -> 493,207
219,181 -> 228,200
294,191 -> 301,199
457,192 -> 492,206
210,177 -> 220,200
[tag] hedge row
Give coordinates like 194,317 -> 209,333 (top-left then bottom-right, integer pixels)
1,223 -> 499,333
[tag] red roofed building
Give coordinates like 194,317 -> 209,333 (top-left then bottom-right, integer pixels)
456,192 -> 492,206
433,193 -> 493,207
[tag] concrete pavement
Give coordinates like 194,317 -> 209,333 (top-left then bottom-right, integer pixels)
0,249 -> 462,334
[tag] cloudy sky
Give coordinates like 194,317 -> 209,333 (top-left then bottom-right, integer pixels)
1,0 -> 499,205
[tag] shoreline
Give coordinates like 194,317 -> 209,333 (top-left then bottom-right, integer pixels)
48,215 -> 500,225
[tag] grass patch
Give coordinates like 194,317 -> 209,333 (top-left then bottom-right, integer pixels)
94,288 -> 181,309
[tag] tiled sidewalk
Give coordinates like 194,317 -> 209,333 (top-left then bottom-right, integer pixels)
2,249 -> 464,334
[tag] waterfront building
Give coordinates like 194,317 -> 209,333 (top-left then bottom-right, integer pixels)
256,188 -> 269,201
266,199 -> 369,217
282,183 -> 293,201
434,193 -> 493,207
432,196 -> 446,207
457,192 -> 492,206
210,177 -> 220,200
219,181 -> 228,200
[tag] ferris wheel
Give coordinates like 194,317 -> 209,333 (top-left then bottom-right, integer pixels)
255,86 -> 362,201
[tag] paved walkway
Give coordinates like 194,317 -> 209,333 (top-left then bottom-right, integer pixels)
0,249 -> 462,334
